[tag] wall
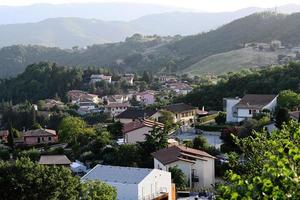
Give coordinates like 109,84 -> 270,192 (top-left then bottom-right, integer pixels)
193,158 -> 215,189
107,182 -> 138,200
166,160 -> 193,187
225,98 -> 240,123
263,97 -> 277,113
154,158 -> 167,171
125,127 -> 153,144
139,169 -> 172,200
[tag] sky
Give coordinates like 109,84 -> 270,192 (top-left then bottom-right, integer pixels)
0,0 -> 300,12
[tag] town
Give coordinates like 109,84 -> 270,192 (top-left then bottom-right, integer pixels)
1,61 -> 300,199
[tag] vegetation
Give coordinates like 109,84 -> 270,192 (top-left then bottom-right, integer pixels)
0,157 -> 116,200
218,121 -> 300,199
2,12 -> 300,78
277,90 -> 300,110
169,166 -> 188,190
179,62 -> 300,110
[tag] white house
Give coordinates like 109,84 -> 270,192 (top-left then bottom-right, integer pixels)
104,103 -> 129,117
70,160 -> 87,174
224,94 -> 278,123
135,90 -> 156,106
90,74 -> 112,84
67,90 -> 101,105
81,165 -> 173,200
152,145 -> 215,190
122,119 -> 164,144
121,73 -> 135,85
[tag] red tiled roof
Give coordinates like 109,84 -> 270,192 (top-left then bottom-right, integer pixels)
23,129 -> 57,137
122,119 -> 164,134
152,145 -> 215,165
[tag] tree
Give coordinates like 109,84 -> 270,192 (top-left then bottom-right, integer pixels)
275,107 -> 290,128
0,157 -> 80,200
59,116 -> 95,144
278,90 -> 300,110
217,121 -> 300,199
215,112 -> 226,125
169,166 -> 187,189
193,135 -> 209,151
80,180 -> 117,200
159,110 -> 175,132
107,121 -> 123,138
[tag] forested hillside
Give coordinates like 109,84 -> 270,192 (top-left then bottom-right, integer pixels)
1,12 -> 300,78
177,62 -> 300,110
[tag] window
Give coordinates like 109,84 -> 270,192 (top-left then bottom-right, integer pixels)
37,137 -> 41,143
48,137 -> 52,141
249,110 -> 252,115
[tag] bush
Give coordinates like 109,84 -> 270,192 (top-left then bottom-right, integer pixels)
198,113 -> 218,124
215,112 -> 226,125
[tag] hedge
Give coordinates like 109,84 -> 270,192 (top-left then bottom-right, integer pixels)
195,124 -> 229,132
198,113 -> 218,124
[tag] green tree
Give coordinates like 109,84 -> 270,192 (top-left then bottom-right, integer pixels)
217,121 -> 300,199
81,180 -> 117,200
107,121 -> 123,138
278,90 -> 300,110
59,116 -> 95,144
169,166 -> 188,189
215,112 -> 226,125
193,135 -> 209,151
0,157 -> 80,200
275,107 -> 290,129
159,110 -> 175,132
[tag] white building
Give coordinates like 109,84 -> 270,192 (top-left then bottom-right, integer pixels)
152,145 -> 215,189
70,160 -> 87,174
81,165 -> 173,200
224,94 -> 278,123
122,119 -> 164,144
104,103 -> 129,117
90,74 -> 112,84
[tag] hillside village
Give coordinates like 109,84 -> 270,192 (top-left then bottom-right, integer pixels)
0,2 -> 300,199
1,61 -> 300,199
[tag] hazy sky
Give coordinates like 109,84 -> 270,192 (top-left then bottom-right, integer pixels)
0,0 -> 299,12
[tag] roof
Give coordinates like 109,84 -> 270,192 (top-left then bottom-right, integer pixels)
235,94 -> 277,109
39,155 -> 71,165
122,119 -> 164,134
165,103 -> 196,113
23,129 -> 57,137
167,83 -> 192,90
289,111 -> 299,120
116,107 -> 159,119
81,165 -> 154,184
152,145 -> 215,165
105,103 -> 129,108
67,90 -> 98,101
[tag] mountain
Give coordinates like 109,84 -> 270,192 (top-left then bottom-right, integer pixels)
0,5 -> 300,48
0,3 -> 189,24
1,12 -> 300,78
0,18 -> 138,48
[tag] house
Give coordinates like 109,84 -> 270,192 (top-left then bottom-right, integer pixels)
224,94 -> 278,123
81,165 -> 173,200
90,74 -> 112,84
164,103 -> 197,125
104,103 -> 129,117
121,73 -> 134,85
159,75 -> 177,83
152,145 -> 215,189
103,95 -> 128,105
39,155 -> 72,167
116,107 -> 162,124
67,90 -> 101,105
135,90 -> 156,105
166,83 -> 193,95
43,99 -> 65,110
289,111 -> 299,121
22,129 -> 58,146
123,119 -> 164,144
0,130 -> 9,143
